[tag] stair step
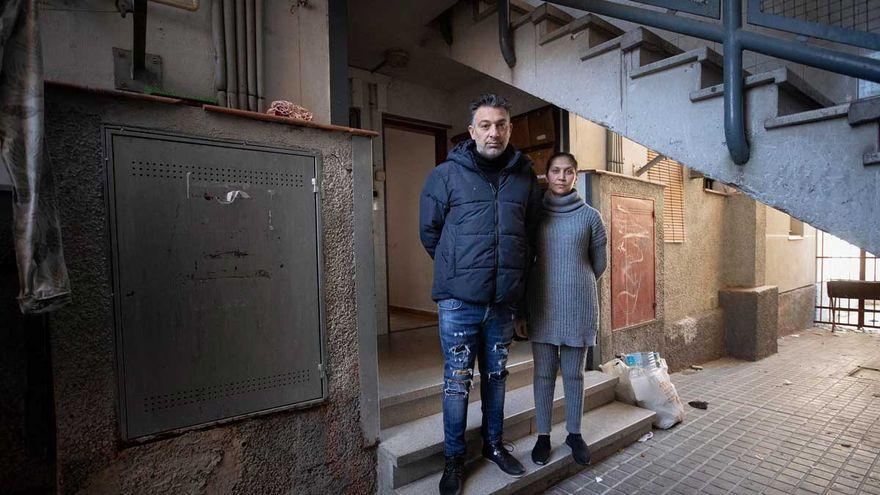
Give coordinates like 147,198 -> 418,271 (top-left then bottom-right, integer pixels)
530,3 -> 575,40
380,359 -> 535,429
630,46 -> 722,80
395,401 -> 656,495
580,26 -> 683,66
863,151 -> 880,166
764,103 -> 850,130
691,67 -> 834,114
379,371 -> 617,491
847,95 -> 880,125
474,0 -> 535,24
539,13 -> 623,46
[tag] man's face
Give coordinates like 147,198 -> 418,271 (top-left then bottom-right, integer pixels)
468,105 -> 512,159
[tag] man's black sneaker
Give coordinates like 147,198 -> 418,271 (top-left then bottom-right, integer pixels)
482,441 -> 526,477
439,455 -> 464,495
565,433 -> 591,466
531,434 -> 551,465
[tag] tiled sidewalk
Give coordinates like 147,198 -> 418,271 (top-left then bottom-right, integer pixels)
546,328 -> 880,495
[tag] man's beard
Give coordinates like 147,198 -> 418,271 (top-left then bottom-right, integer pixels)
476,142 -> 503,159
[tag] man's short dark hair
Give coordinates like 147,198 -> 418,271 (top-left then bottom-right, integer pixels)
546,152 -> 578,173
469,93 -> 511,124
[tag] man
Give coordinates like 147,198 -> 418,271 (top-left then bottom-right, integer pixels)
420,93 -> 542,495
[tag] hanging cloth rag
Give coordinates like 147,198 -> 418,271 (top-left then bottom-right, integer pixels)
0,0 -> 71,313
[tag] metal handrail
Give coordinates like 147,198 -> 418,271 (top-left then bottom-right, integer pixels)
497,0 -> 880,164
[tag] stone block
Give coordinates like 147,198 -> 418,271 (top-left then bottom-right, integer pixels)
719,285 -> 779,361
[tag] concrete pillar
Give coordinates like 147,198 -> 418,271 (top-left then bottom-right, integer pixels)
723,193 -> 766,287
720,194 -> 778,360
719,285 -> 779,361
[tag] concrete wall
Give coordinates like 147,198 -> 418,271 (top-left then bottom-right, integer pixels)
765,206 -> 817,293
586,171 -> 666,363
765,206 -> 817,335
662,175 -> 728,370
569,114 -> 605,170
384,127 -> 437,313
40,0 -> 332,123
29,86 -> 374,494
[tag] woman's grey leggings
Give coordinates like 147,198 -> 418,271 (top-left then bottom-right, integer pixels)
532,342 -> 587,435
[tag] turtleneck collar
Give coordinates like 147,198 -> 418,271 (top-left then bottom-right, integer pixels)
543,189 -> 585,214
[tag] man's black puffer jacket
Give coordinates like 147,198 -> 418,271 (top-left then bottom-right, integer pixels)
419,139 -> 542,306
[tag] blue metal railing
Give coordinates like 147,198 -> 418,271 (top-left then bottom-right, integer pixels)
498,0 -> 880,164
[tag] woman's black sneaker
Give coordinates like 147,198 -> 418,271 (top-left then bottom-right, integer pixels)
531,434 -> 551,465
565,433 -> 591,466
439,455 -> 464,495
482,441 -> 526,477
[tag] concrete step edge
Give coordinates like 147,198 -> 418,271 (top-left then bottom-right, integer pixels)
379,371 -> 617,466
394,401 -> 656,495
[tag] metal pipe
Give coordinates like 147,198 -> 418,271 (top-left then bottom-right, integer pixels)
246,0 -> 257,111
724,0 -> 749,164
212,0 -> 227,106
545,0 -> 880,82
235,0 -> 247,109
499,0 -> 516,68
132,0 -> 147,80
738,31 -> 880,82
223,0 -> 238,108
256,0 -> 265,112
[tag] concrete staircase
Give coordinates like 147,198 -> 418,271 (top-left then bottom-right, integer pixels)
377,362 -> 655,494
433,1 -> 880,256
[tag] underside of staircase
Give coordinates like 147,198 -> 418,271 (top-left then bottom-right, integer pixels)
378,358 -> 655,494
431,0 -> 880,255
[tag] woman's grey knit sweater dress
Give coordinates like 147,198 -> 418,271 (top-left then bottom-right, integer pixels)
527,190 -> 607,435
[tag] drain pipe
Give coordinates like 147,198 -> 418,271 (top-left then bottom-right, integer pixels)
723,0 -> 749,165
499,0 -> 516,68
246,0 -> 257,111
256,0 -> 265,111
222,0 -> 238,108
235,0 -> 247,109
212,0 -> 227,106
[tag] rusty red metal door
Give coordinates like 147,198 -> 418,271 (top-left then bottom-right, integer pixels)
610,196 -> 656,330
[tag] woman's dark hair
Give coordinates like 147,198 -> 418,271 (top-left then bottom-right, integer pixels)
545,152 -> 578,173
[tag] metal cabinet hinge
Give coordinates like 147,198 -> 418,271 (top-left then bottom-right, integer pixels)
318,363 -> 326,378
311,177 -> 319,193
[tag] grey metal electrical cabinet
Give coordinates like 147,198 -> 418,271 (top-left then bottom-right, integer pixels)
104,127 -> 327,440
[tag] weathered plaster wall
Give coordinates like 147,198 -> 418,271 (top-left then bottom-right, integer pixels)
587,170 -> 666,363
662,178 -> 728,370
779,284 -> 816,336
40,0 -> 331,122
40,86 -> 373,494
765,206 -> 817,293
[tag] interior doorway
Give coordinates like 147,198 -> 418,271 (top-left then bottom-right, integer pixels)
382,115 -> 448,333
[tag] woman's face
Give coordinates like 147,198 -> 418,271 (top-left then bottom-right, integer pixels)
547,158 -> 577,196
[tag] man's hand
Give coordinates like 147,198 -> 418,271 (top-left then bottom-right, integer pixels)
514,317 -> 529,340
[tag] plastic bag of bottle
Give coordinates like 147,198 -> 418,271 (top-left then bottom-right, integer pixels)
636,365 -> 685,429
599,358 -> 637,405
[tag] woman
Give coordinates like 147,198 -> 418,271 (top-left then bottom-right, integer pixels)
527,152 -> 607,466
